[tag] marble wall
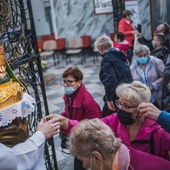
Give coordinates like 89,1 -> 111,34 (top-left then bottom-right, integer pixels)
52,0 -> 152,44
138,0 -> 152,39
52,0 -> 114,42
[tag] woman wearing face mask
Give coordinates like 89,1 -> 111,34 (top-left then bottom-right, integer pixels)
130,44 -> 164,109
60,66 -> 102,170
150,33 -> 169,64
46,81 -> 170,161
68,118 -> 170,170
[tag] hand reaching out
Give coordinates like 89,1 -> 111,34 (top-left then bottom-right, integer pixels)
37,118 -> 61,139
45,114 -> 69,131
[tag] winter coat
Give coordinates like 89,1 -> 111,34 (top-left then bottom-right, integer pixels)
61,83 -> 102,120
100,48 -> 133,102
130,56 -> 164,107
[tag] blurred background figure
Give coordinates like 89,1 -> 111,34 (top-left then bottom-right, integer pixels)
137,22 -> 170,51
130,44 -> 164,109
150,33 -> 169,64
113,32 -> 130,60
118,10 -> 138,64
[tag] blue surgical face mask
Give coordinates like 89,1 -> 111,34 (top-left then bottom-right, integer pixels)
137,56 -> 148,65
63,86 -> 75,95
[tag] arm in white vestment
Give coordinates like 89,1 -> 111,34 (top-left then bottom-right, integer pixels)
0,118 -> 60,170
12,131 -> 46,170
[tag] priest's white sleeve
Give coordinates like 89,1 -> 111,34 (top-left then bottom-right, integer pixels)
12,131 -> 46,170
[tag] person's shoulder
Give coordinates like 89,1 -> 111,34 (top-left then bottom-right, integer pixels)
129,147 -> 170,170
80,84 -> 95,100
119,18 -> 125,22
149,55 -> 163,63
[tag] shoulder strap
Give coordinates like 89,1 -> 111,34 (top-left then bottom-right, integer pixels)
149,56 -> 160,78
149,56 -> 158,72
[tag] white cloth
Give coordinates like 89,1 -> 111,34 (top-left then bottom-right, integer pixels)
0,93 -> 35,127
0,131 -> 46,170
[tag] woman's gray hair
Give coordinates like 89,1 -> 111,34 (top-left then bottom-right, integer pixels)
134,44 -> 150,56
68,118 -> 122,160
116,81 -> 151,106
94,35 -> 113,51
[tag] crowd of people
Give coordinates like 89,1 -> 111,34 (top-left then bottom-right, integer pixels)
1,9 -> 170,170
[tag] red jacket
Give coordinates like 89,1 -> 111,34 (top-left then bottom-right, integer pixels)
113,40 -> 129,56
118,18 -> 135,47
61,83 -> 102,120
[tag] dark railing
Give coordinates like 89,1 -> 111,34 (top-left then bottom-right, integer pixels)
112,0 -> 125,32
0,0 -> 58,169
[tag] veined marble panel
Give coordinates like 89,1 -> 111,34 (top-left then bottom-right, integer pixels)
52,0 -> 114,43
138,0 -> 152,39
52,0 -> 152,43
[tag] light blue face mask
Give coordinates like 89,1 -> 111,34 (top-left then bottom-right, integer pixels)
137,56 -> 148,65
63,86 -> 75,95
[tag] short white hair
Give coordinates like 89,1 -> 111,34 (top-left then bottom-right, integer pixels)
94,35 -> 113,50
134,44 -> 150,56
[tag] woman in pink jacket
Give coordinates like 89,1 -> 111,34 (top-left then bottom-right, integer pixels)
68,118 -> 170,170
59,66 -> 102,170
47,81 -> 170,161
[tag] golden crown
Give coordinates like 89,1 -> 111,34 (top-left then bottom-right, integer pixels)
0,46 -> 6,65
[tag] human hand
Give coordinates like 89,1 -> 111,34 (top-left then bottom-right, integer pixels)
107,101 -> 116,111
36,118 -> 61,139
136,32 -> 142,38
45,114 -> 69,131
137,102 -> 161,120
132,30 -> 139,35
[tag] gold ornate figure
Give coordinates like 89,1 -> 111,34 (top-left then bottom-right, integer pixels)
0,46 -> 24,109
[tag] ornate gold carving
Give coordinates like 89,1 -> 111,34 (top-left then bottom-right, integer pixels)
0,79 -> 24,108
0,46 -> 24,108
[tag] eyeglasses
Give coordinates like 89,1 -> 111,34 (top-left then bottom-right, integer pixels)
115,100 -> 138,110
60,79 -> 76,86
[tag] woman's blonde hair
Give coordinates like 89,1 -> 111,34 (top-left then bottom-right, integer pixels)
94,35 -> 113,51
116,81 -> 151,106
68,118 -> 122,159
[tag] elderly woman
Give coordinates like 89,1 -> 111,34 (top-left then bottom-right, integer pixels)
68,118 -> 170,170
46,81 -> 170,160
95,35 -> 132,117
60,67 -> 102,170
130,44 -> 164,109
